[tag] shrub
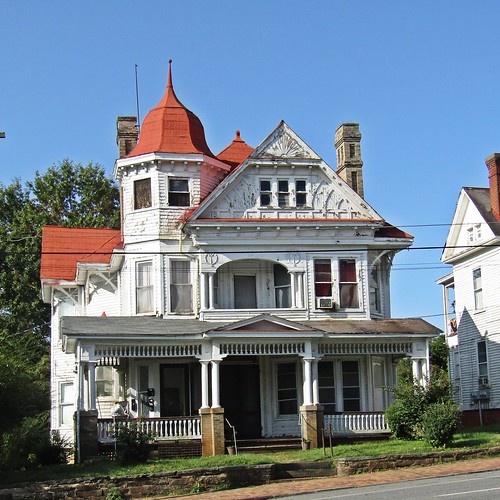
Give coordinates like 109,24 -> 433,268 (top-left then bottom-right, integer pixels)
0,412 -> 68,471
385,379 -> 427,439
35,430 -> 70,466
114,422 -> 155,465
422,401 -> 461,448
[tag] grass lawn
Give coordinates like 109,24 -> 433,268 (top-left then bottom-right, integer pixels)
2,424 -> 500,485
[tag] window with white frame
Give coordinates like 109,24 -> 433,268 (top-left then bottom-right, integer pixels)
170,260 -> 193,314
168,178 -> 190,206
59,382 -> 74,426
339,259 -> 359,308
277,362 -> 298,415
473,268 -> 483,310
314,259 -> 332,298
318,361 -> 336,414
274,264 -> 291,308
136,261 -> 154,314
314,258 -> 360,309
96,366 -> 115,398
260,180 -> 271,206
296,180 -> 307,207
477,340 -> 488,383
134,178 -> 152,210
259,178 -> 309,208
342,360 -> 360,411
277,180 -> 289,207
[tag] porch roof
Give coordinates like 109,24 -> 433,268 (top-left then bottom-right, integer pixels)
61,315 -> 440,343
305,318 -> 441,336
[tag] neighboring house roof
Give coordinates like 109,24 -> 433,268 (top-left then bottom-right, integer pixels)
216,130 -> 254,170
61,315 -> 440,339
40,226 -> 122,281
463,187 -> 500,236
125,60 -> 215,159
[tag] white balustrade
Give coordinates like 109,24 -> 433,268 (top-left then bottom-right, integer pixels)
324,412 -> 389,435
97,417 -> 202,443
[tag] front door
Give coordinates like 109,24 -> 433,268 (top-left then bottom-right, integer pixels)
234,275 -> 257,308
220,360 -> 261,438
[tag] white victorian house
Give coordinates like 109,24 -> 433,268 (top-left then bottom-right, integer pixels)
438,153 -> 500,426
41,63 -> 439,460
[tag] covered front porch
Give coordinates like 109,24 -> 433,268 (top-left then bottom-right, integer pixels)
60,315 -> 438,461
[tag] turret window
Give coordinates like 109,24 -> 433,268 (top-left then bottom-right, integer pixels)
169,179 -> 190,206
134,178 -> 152,210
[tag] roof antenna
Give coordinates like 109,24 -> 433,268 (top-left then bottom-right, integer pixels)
134,64 -> 141,134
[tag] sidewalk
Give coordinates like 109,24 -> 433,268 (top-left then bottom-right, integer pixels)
159,456 -> 500,499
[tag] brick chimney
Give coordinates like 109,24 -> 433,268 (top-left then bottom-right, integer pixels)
334,123 -> 364,198
116,116 -> 138,158
485,153 -> 500,221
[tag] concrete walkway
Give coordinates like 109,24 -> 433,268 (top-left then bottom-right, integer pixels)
158,456 -> 500,499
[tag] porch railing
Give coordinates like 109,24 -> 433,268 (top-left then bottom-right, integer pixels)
97,416 -> 202,443
324,412 -> 390,435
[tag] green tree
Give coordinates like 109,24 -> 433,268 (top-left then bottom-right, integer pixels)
0,160 -> 119,440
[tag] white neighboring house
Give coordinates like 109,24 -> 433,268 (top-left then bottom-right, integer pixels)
438,153 -> 500,425
41,63 -> 439,460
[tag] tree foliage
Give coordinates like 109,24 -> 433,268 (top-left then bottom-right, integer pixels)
0,159 -> 119,439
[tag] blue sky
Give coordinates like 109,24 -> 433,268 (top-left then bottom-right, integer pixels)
2,1 -> 500,328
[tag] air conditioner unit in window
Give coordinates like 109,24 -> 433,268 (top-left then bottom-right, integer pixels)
478,376 -> 489,388
316,297 -> 336,310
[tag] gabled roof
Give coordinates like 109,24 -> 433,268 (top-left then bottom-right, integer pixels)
125,61 -> 215,159
41,226 -> 122,281
184,121 -> 405,232
464,187 -> 500,236
442,186 -> 500,263
216,130 -> 254,170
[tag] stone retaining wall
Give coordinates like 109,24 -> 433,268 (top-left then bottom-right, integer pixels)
336,446 -> 500,476
2,447 -> 500,499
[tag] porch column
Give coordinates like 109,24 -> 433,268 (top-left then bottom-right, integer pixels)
88,362 -> 97,411
290,272 -> 297,308
76,362 -> 85,410
297,272 -> 304,308
200,272 -> 208,310
200,360 -> 210,409
421,358 -> 429,387
211,360 -> 221,408
412,358 -> 422,385
208,273 -> 215,310
302,357 -> 313,406
312,358 -> 320,405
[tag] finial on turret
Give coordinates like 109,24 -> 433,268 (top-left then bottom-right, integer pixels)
167,59 -> 173,88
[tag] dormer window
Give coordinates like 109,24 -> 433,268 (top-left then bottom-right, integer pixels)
260,180 -> 271,206
169,179 -> 190,206
278,180 -> 289,207
296,180 -> 307,207
134,178 -> 152,210
259,178 -> 308,208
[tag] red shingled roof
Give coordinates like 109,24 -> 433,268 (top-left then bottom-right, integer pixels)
126,61 -> 214,158
217,130 -> 254,170
41,226 -> 122,281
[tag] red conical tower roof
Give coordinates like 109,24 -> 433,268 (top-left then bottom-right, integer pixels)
127,60 -> 214,158
217,130 -> 254,170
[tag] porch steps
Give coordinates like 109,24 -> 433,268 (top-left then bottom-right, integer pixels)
230,437 -> 302,453
273,461 -> 334,479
